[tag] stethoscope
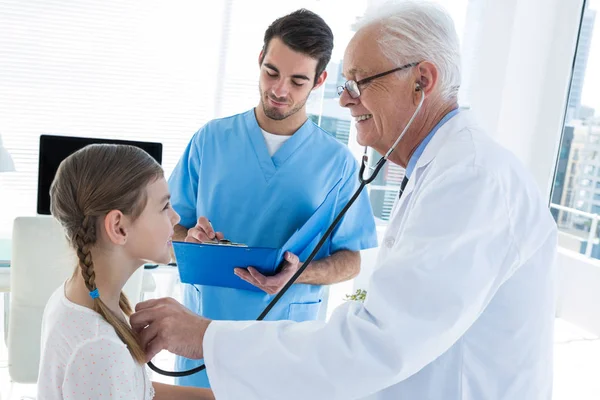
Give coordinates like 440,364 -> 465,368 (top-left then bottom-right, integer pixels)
148,86 -> 426,378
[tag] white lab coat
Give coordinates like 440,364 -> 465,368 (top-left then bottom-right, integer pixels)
203,111 -> 557,400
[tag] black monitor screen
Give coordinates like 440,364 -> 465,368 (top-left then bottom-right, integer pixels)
37,134 -> 163,215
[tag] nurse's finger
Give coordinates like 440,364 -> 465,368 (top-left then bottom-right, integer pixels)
284,252 -> 300,266
188,226 -> 210,242
184,230 -> 202,243
241,276 -> 262,289
235,268 -> 261,287
196,217 -> 216,239
247,267 -> 268,285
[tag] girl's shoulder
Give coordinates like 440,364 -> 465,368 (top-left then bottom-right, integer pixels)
40,283 -> 129,371
39,286 -> 148,399
60,336 -> 149,399
43,283 -> 119,339
68,334 -> 134,369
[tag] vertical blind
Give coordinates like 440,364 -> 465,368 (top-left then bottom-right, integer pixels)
0,0 -> 226,236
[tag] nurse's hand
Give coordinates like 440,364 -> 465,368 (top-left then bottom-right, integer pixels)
234,252 -> 301,295
131,297 -> 211,361
186,216 -> 225,243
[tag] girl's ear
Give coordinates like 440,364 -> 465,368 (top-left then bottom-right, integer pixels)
103,210 -> 128,245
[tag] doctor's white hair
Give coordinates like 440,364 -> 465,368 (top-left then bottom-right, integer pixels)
356,0 -> 462,101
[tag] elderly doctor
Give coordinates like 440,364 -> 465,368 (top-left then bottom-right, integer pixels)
131,1 -> 558,399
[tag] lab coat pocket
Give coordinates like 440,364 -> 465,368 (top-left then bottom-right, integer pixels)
287,300 -> 322,322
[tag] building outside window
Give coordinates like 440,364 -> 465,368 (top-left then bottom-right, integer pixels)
551,0 -> 599,256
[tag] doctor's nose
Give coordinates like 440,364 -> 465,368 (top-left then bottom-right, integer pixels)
339,88 -> 358,108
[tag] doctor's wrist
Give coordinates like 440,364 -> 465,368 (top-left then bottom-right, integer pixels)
197,317 -> 212,359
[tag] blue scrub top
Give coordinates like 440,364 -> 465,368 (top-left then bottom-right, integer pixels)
168,109 -> 377,387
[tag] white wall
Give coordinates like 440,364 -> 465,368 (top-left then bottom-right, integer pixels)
556,248 -> 600,335
465,0 -> 585,198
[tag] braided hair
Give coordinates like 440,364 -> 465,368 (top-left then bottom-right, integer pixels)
50,144 -> 163,363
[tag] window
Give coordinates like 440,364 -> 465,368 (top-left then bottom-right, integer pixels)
566,190 -> 574,206
550,0 -> 599,257
577,200 -> 588,210
308,115 -> 351,145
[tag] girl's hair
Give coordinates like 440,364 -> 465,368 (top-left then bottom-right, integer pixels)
50,144 -> 163,363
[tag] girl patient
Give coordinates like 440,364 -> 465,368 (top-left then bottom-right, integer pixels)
37,144 -> 213,399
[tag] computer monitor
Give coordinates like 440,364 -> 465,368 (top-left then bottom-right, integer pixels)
37,134 -> 163,215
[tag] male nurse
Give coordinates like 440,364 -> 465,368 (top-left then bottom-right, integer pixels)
168,8 -> 377,388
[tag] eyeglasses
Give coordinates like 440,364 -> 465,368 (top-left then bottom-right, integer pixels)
337,62 -> 420,99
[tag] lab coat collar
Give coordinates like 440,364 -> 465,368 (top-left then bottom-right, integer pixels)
405,109 -> 459,179
402,110 -> 475,196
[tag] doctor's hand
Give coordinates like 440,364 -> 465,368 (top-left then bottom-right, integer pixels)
130,297 -> 211,362
186,216 -> 225,243
234,251 -> 302,295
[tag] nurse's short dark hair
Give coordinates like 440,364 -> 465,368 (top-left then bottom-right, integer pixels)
261,9 -> 334,85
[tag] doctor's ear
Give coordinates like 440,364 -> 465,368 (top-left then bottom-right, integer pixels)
413,61 -> 438,97
258,50 -> 265,67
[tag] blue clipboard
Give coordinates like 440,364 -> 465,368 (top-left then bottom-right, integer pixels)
173,179 -> 341,292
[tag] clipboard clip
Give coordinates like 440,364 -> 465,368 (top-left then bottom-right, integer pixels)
201,238 -> 248,247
